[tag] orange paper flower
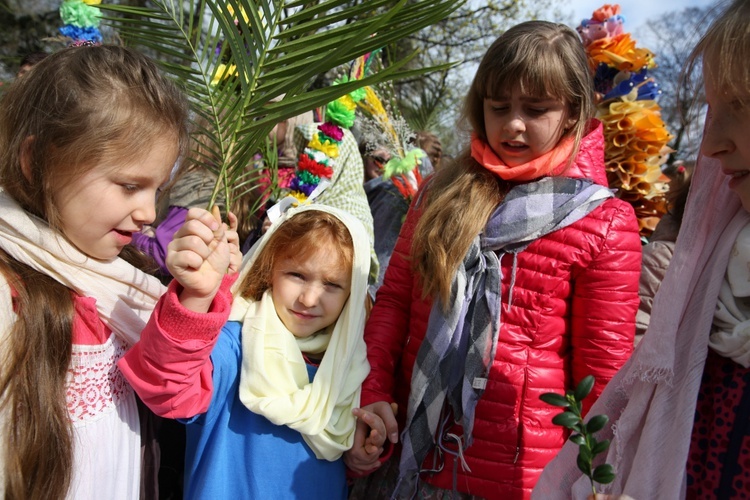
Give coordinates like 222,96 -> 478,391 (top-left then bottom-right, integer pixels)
592,4 -> 621,22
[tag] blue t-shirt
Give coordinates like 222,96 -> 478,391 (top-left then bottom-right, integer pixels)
182,321 -> 348,499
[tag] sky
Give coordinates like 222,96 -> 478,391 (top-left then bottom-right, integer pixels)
564,0 -> 720,33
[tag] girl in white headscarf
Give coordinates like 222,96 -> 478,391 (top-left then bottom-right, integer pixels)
120,204 -> 373,500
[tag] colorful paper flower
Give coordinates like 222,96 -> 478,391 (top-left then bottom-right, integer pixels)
60,0 -> 101,28
211,63 -> 238,86
308,135 -> 340,158
318,122 -> 344,142
382,149 -> 426,180
59,25 -> 102,43
580,4 -> 673,238
298,154 -> 334,178
325,100 -> 356,128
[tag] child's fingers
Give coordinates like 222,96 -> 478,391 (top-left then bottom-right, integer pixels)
226,211 -> 238,231
364,428 -> 384,454
364,445 -> 383,456
219,213 -> 241,274
342,414 -> 383,473
173,223 -> 216,255
184,207 -> 220,232
166,244 -> 205,271
351,415 -> 368,450
168,231 -> 216,262
372,402 -> 399,444
352,407 -> 387,448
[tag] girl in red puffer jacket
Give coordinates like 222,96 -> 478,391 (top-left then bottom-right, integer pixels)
346,20 -> 641,500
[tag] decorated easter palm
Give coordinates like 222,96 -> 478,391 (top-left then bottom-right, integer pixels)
578,4 -> 674,238
96,0 -> 462,213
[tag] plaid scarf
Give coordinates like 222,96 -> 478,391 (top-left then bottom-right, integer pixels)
395,176 -> 613,497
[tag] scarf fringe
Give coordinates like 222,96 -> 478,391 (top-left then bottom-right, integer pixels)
623,364 -> 674,387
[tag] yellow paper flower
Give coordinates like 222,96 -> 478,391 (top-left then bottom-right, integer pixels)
309,135 -> 340,158
288,191 -> 308,204
337,95 -> 357,112
211,63 -> 237,86
227,4 -> 249,23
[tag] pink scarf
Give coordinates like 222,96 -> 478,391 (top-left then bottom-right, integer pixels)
533,152 -> 750,499
470,134 -> 575,181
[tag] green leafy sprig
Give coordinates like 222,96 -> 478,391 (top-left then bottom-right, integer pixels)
540,375 -> 615,497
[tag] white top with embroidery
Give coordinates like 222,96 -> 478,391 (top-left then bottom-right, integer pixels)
0,276 -> 141,500
66,332 -> 141,500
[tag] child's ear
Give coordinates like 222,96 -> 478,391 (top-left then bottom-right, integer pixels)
20,136 -> 35,183
565,116 -> 578,131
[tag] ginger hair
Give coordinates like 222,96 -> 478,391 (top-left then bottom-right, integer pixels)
238,210 -> 354,301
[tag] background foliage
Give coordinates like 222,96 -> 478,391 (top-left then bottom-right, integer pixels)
0,1 -> 721,175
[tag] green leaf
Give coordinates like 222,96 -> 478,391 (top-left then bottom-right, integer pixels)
569,434 -> 586,446
579,445 -> 593,463
99,0 -> 465,213
592,464 -> 616,484
574,375 -> 595,401
540,393 -> 571,408
576,453 -> 592,477
552,411 -> 581,430
592,439 -> 611,456
586,414 -> 610,434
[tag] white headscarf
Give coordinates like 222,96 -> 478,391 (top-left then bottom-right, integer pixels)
533,153 -> 750,499
0,189 -> 165,346
231,204 -> 371,461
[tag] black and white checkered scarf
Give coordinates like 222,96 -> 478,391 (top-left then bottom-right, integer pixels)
394,176 -> 613,497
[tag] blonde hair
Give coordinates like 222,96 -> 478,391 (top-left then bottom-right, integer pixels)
239,210 -> 354,301
0,45 -> 188,499
413,21 -> 595,308
684,0 -> 750,103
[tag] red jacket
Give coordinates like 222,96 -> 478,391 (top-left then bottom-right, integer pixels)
361,122 -> 641,499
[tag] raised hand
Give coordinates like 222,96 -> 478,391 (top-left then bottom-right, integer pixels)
224,211 -> 241,274
167,207 -> 232,312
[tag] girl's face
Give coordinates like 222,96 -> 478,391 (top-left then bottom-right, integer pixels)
54,137 -> 176,260
702,72 -> 750,211
483,84 -> 576,167
271,242 -> 352,338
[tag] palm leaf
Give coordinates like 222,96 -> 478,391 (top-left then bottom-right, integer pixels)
99,0 -> 464,214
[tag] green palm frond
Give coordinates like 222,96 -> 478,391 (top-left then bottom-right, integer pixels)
99,0 -> 464,215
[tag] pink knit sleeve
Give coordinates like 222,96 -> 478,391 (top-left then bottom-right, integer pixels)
118,273 -> 236,418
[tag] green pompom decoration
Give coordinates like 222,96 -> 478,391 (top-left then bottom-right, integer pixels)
349,87 -> 367,103
325,100 -> 356,128
60,0 -> 101,28
298,170 -> 320,185
333,75 -> 367,103
383,149 -> 426,180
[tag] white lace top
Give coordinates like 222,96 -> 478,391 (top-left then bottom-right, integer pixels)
66,329 -> 141,500
0,280 -> 141,499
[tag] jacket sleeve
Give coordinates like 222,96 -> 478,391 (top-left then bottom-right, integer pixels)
118,273 -> 236,419
360,197 -> 423,407
635,240 -> 675,339
570,200 -> 641,414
